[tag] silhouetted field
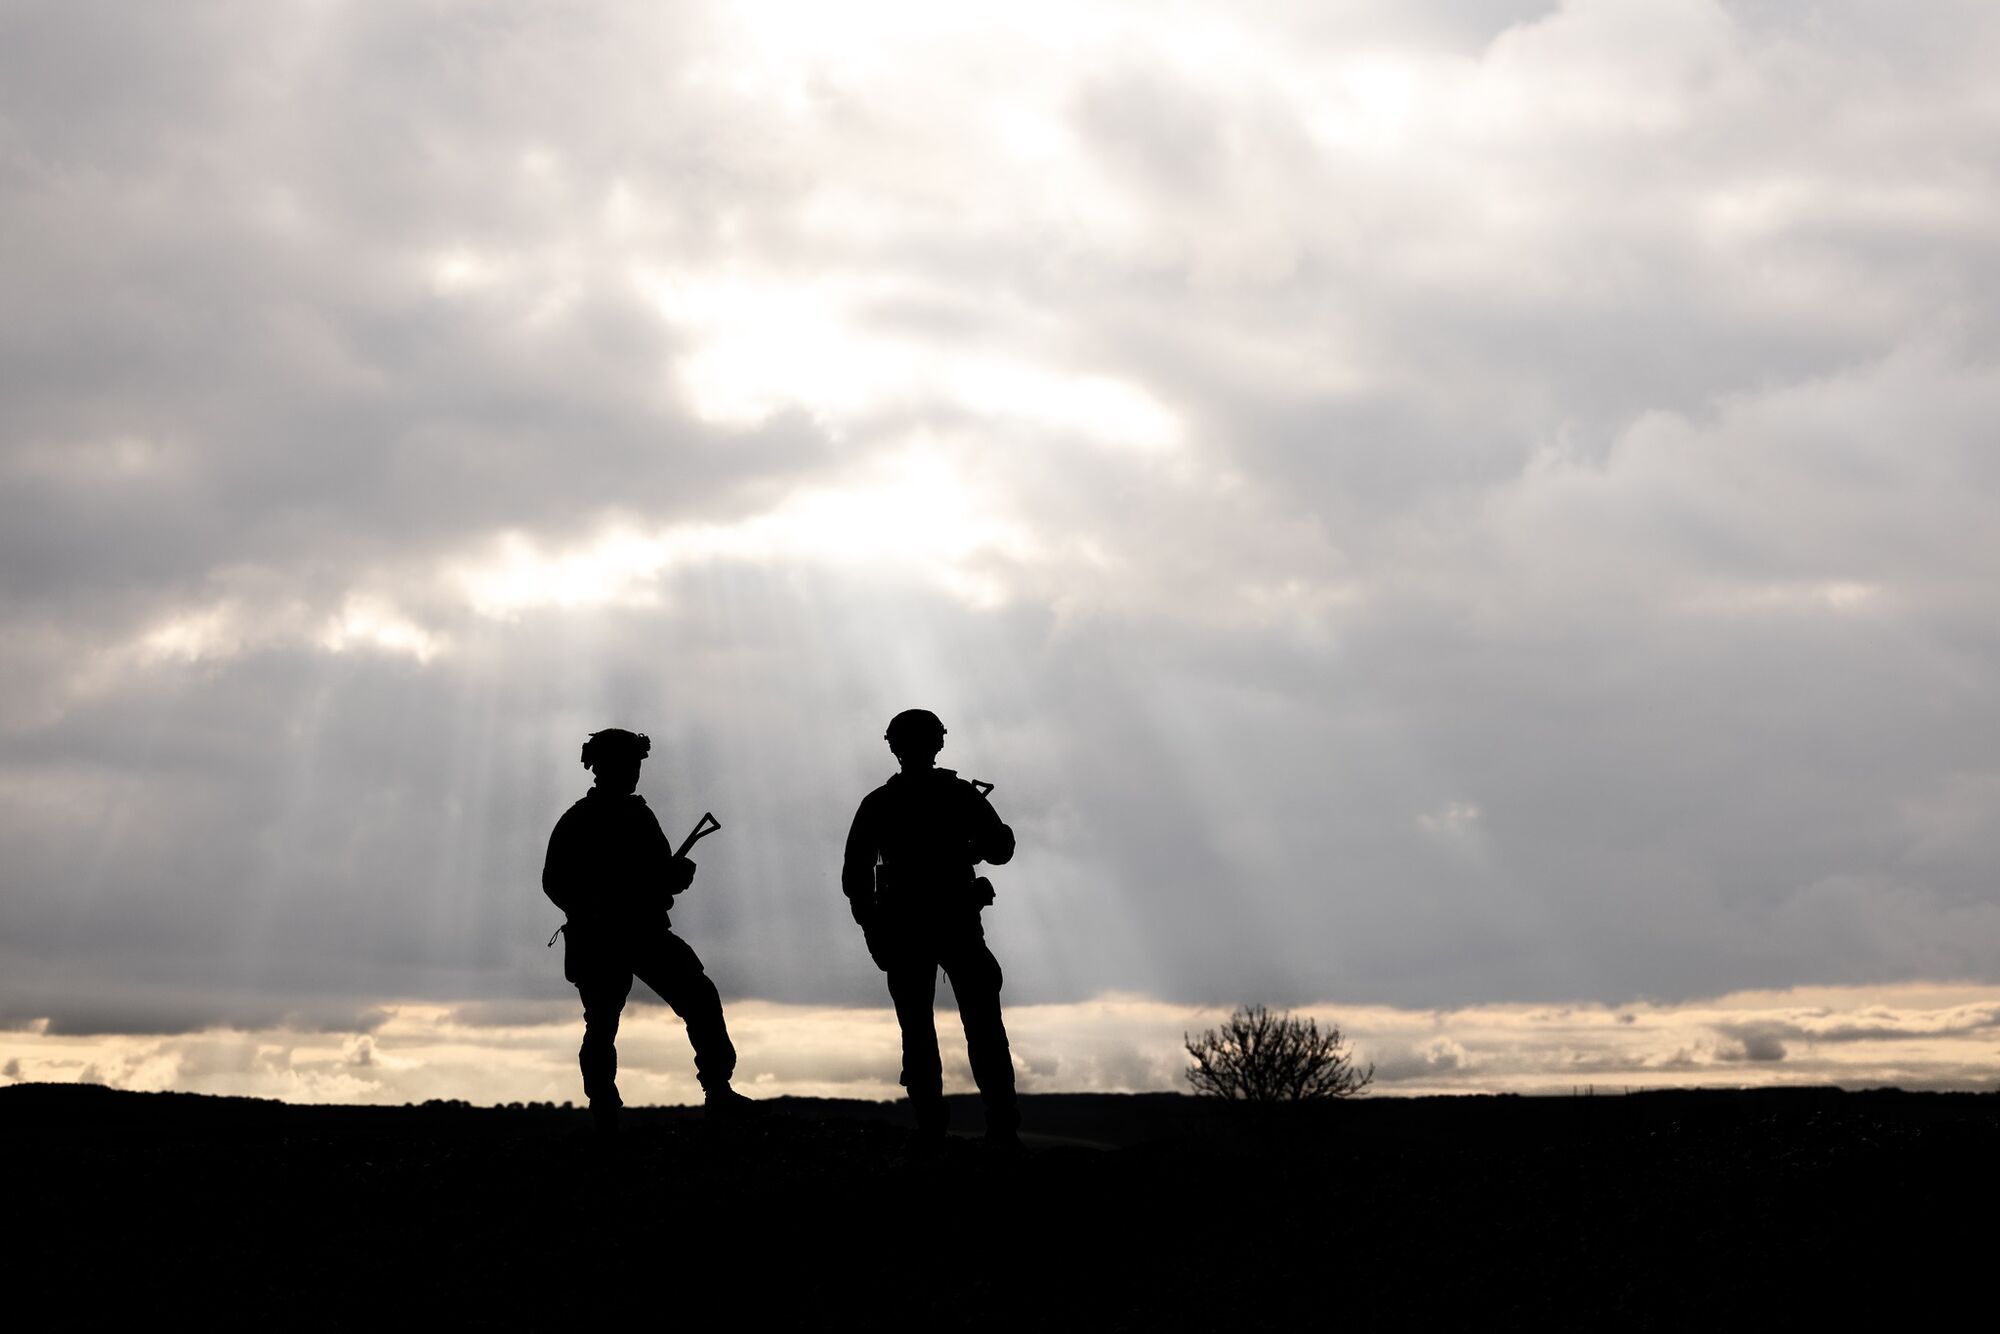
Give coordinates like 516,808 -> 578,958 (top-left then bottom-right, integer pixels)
7,1083 -> 1990,1328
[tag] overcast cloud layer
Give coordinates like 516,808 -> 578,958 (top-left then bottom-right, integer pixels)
5,1 -> 2000,1062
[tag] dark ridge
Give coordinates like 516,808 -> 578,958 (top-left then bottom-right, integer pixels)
0,1081 -> 291,1129
9,1084 -> 1994,1327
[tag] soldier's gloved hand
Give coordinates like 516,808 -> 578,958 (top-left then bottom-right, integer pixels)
668,855 -> 696,893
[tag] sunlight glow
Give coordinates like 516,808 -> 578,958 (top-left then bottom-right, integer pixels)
950,363 -> 1179,454
639,271 -> 906,426
458,450 -> 1038,617
131,594 -> 445,670
636,267 -> 1182,451
140,603 -> 250,663
1417,802 -> 1483,836
460,529 -> 674,618
318,596 -> 446,663
429,247 -> 510,295
1682,580 -> 1883,616
714,0 -> 1095,79
1316,58 -> 1425,154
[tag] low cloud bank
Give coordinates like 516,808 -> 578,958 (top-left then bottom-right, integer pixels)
5,983 -> 1996,1105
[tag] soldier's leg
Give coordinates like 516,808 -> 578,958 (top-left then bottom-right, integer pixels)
576,971 -> 635,1128
941,925 -> 1018,1137
632,930 -> 737,1092
884,946 -> 947,1133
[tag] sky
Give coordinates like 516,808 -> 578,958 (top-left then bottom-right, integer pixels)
4,0 -> 2000,1101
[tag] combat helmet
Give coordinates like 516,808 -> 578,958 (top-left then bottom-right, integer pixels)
580,728 -> 651,770
884,709 -> 946,753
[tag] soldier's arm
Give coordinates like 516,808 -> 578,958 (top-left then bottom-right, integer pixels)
841,795 -> 879,918
638,803 -> 695,896
970,786 -> 1015,866
542,811 -> 579,915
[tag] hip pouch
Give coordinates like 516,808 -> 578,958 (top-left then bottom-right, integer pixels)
876,864 -> 995,915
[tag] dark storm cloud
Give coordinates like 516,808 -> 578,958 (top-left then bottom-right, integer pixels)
1,976 -> 390,1039
4,1 -> 2000,1042
1715,1005 -> 2000,1049
1716,1026 -> 1788,1063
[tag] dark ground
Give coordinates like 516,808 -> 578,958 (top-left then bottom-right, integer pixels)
6,1083 -> 1992,1328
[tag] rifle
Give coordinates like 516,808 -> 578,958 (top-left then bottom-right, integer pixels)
968,781 -> 996,908
660,811 -> 722,905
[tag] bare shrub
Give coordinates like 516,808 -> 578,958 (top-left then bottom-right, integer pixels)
1184,1004 -> 1375,1101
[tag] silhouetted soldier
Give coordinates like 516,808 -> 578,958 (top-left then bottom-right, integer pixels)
843,709 -> 1020,1146
543,728 -> 753,1132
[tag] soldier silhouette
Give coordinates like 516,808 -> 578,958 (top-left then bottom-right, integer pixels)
843,709 -> 1021,1146
542,728 -> 754,1132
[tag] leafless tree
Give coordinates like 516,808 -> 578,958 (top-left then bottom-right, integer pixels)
1184,1004 -> 1375,1101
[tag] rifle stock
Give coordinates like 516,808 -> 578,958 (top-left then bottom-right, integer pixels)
676,811 -> 721,859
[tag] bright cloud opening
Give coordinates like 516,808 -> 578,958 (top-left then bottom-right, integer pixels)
457,449 -> 1038,617
319,597 -> 447,663
636,268 -> 1180,451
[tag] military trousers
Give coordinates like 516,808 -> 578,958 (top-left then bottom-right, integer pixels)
879,913 -> 1018,1130
570,925 -> 736,1110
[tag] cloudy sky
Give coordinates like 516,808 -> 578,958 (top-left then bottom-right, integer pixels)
5,0 -> 2000,1101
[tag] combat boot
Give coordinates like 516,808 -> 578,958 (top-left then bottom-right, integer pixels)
983,1104 -> 1022,1152
909,1092 -> 950,1139
702,1084 -> 760,1121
